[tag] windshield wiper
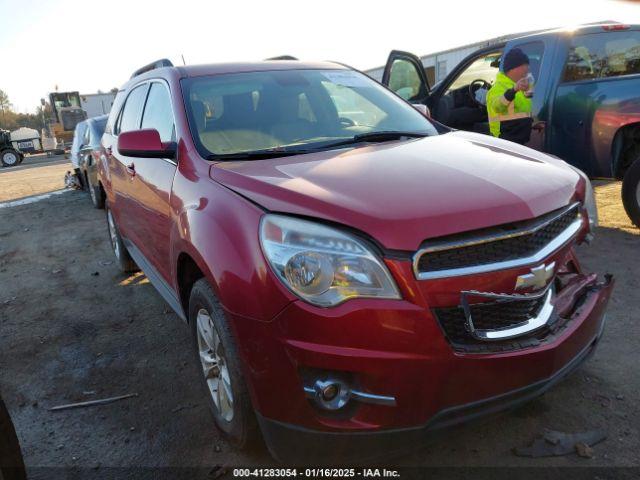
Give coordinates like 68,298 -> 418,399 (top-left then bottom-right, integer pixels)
320,131 -> 429,150
206,148 -> 317,161
206,131 -> 429,160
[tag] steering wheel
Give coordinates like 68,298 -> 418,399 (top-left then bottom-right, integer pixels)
469,79 -> 492,107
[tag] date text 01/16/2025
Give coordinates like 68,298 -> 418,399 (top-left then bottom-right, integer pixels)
232,468 -> 401,478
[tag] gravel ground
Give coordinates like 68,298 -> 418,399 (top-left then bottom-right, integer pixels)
0,154 -> 69,202
0,176 -> 638,477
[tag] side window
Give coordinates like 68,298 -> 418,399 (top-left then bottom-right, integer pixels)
141,83 -> 175,142
563,31 -> 640,83
322,81 -> 387,127
387,58 -> 427,102
510,41 -> 545,81
82,125 -> 91,146
105,93 -> 125,135
118,84 -> 149,134
445,51 -> 502,93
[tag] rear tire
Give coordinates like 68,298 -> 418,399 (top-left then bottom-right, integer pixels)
189,279 -> 257,448
105,202 -> 138,273
1,149 -> 21,167
622,157 -> 640,228
86,172 -> 105,209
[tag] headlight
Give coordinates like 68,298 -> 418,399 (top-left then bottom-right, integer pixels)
569,165 -> 598,233
259,215 -> 401,307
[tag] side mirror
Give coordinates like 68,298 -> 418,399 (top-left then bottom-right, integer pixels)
412,103 -> 431,118
118,129 -> 176,159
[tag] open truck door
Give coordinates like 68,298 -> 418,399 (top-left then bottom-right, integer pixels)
382,51 -> 430,105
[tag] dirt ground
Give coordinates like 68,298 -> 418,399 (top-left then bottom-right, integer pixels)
0,161 -> 639,477
0,154 -> 69,202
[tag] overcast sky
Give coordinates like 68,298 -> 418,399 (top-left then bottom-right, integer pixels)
1,0 -> 639,112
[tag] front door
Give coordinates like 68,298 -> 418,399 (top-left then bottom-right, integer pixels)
503,40 -> 549,152
382,50 -> 430,105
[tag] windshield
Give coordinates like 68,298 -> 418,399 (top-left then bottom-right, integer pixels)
182,69 -> 437,157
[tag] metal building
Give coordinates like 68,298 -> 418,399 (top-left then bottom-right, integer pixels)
365,31 -> 539,85
80,92 -> 117,119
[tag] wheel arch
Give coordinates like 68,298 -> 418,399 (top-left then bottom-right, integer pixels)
612,122 -> 640,179
176,250 -> 207,321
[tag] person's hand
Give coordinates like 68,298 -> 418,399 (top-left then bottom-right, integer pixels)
515,77 -> 529,92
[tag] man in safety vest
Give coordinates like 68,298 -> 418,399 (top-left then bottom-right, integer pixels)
487,48 -> 533,145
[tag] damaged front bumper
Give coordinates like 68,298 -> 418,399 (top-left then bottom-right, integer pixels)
255,274 -> 614,463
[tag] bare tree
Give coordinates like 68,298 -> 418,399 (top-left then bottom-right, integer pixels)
0,89 -> 12,124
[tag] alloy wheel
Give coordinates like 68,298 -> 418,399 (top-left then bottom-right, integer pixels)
196,308 -> 234,422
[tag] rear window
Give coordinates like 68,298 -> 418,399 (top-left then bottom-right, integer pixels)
562,30 -> 640,83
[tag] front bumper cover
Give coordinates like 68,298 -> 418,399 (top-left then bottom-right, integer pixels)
258,316 -> 606,463
247,274 -> 614,463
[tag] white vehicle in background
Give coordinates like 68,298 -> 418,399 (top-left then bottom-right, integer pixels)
0,129 -> 24,167
10,127 -> 42,154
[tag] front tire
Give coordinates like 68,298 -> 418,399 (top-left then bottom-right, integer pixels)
105,203 -> 138,273
189,279 -> 257,448
622,157 -> 640,228
1,149 -> 21,167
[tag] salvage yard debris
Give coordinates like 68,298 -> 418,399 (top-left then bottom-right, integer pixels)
49,393 -> 138,412
513,429 -> 607,458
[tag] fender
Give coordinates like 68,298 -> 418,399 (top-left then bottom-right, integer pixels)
171,171 -> 295,323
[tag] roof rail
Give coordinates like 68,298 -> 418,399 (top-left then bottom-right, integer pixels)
265,55 -> 298,61
131,59 -> 174,79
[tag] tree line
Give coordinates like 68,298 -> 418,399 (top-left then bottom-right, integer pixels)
0,89 -> 52,132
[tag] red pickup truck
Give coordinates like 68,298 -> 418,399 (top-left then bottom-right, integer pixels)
98,59 -> 613,461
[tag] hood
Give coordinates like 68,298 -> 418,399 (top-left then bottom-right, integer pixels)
210,131 -> 580,251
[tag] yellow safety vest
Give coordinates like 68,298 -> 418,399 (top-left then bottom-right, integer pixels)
487,71 -> 532,138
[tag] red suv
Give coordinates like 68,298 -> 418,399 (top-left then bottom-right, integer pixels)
99,59 -> 614,462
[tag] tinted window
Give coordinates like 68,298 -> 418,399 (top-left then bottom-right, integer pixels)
387,58 -> 427,101
119,84 -> 148,133
141,83 -> 175,142
82,126 -> 91,146
563,31 -> 640,83
89,118 -> 107,146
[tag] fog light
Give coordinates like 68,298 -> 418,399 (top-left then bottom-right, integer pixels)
321,383 -> 338,401
306,379 -> 351,411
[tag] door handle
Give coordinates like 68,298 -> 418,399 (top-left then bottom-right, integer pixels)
126,163 -> 136,176
532,121 -> 546,132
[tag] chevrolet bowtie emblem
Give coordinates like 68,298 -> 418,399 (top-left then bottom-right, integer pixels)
515,262 -> 556,291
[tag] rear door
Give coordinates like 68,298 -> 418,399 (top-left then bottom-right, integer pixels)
550,28 -> 640,176
382,51 -> 430,105
103,83 -> 150,244
126,80 -> 177,283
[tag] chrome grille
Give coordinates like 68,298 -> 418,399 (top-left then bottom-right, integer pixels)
435,294 -> 547,345
414,203 -> 582,280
